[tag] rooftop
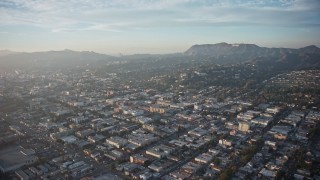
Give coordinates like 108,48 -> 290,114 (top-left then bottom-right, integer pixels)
0,145 -> 38,173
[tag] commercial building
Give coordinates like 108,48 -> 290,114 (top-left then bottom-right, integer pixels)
0,145 -> 38,173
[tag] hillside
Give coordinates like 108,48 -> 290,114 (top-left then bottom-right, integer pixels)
184,43 -> 320,68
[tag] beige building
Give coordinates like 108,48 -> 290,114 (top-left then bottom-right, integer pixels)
149,105 -> 166,114
238,121 -> 250,132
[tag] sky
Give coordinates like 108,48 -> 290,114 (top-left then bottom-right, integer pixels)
0,0 -> 320,54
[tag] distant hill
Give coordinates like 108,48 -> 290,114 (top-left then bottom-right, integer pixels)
0,49 -> 116,70
1,43 -> 319,71
184,43 -> 320,68
185,42 -> 299,58
298,45 -> 320,54
0,50 -> 19,56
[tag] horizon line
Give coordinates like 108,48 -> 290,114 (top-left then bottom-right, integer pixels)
1,42 -> 319,56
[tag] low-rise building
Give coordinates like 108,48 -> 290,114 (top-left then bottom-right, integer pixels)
130,154 -> 152,166
238,121 -> 250,132
106,136 -> 128,148
146,144 -> 174,158
0,146 -> 38,173
149,105 -> 166,114
195,153 -> 213,164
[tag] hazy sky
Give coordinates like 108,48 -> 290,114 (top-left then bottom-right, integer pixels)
0,0 -> 320,54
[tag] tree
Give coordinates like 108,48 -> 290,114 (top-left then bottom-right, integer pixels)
56,139 -> 65,145
219,168 -> 233,180
276,170 -> 285,180
307,126 -> 319,139
240,154 -> 251,164
213,157 -> 221,165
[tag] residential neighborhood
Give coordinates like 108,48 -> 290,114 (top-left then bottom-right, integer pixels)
0,65 -> 319,179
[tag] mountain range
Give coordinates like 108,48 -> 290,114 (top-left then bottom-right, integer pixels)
185,43 -> 320,66
185,43 -> 320,57
0,50 -> 19,56
0,43 -> 319,70
0,49 -> 116,70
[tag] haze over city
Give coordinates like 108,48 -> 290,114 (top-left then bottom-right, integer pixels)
1,0 -> 320,54
1,0 -> 320,180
